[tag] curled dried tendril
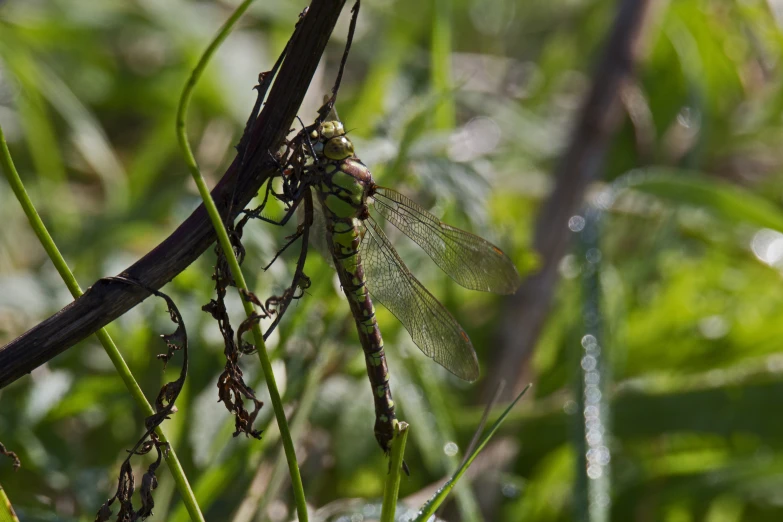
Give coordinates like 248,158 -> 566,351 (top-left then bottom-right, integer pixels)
95,278 -> 187,522
237,311 -> 265,355
0,441 -> 20,471
203,233 -> 264,439
95,437 -> 169,522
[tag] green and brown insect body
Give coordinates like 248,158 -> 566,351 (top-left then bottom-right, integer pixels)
305,115 -> 522,455
311,124 -> 398,453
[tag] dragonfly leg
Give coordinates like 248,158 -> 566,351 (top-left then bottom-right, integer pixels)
243,176 -> 277,219
262,191 -> 313,341
386,457 -> 411,476
262,227 -> 303,271
295,115 -> 320,160
244,188 -> 303,227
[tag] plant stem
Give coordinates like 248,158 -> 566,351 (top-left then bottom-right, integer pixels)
431,0 -> 455,130
413,385 -> 530,522
0,126 -> 204,520
175,1 -> 309,521
380,422 -> 410,522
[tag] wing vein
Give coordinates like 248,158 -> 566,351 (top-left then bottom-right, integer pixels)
359,217 -> 479,381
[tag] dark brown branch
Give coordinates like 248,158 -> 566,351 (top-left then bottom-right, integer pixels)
489,0 -> 658,396
0,0 -> 348,389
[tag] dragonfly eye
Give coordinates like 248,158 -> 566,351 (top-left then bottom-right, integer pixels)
320,120 -> 346,139
324,136 -> 354,160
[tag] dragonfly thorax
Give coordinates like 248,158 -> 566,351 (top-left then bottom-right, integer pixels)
307,118 -> 375,221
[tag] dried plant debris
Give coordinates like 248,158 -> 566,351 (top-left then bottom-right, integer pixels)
95,277 -> 188,522
202,234 -> 265,439
0,441 -> 20,471
199,20 -> 318,440
243,155 -> 315,343
95,439 -> 168,522
236,292 -> 266,356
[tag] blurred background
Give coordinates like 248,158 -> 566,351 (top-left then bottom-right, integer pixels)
2,0 -> 783,520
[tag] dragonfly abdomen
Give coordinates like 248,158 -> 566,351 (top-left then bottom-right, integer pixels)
317,173 -> 398,453
349,278 -> 396,453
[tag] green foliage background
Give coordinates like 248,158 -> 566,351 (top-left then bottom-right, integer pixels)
2,0 -> 783,520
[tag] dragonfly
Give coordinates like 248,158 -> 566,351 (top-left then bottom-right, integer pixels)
257,107 -> 522,454
245,0 -> 518,456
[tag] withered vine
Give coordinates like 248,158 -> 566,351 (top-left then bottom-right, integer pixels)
0,442 -> 20,472
94,1 -> 353,517
200,165 -> 315,439
201,225 -> 266,439
94,279 -> 189,521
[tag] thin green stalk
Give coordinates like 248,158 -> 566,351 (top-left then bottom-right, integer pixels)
412,362 -> 482,522
0,482 -> 20,522
380,422 -> 410,522
431,0 -> 455,130
0,126 -> 204,520
175,2 -> 308,522
251,347 -> 337,522
413,386 -> 530,522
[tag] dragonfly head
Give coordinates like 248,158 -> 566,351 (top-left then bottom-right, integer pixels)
320,120 -> 344,138
316,120 -> 355,160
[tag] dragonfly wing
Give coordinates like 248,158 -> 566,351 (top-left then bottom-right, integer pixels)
372,187 -> 521,294
360,217 -> 480,382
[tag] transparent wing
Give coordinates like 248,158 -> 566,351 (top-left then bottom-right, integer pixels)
372,187 -> 521,294
360,217 -> 479,382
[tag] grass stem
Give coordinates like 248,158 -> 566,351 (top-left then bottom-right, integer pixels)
175,1 -> 309,521
381,422 -> 410,522
0,119 -> 204,521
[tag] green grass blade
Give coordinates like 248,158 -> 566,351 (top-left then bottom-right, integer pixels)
0,47 -> 68,187
169,457 -> 240,522
626,169 -> 783,231
407,360 -> 484,521
128,115 -> 180,206
248,347 -> 336,522
0,106 -> 204,521
0,483 -> 20,522
430,0 -> 455,130
573,210 -> 611,522
4,48 -> 130,212
412,385 -> 531,522
0,32 -> 68,189
344,24 -> 408,133
175,1 -> 308,521
0,37 -> 77,235
381,422 -> 411,522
